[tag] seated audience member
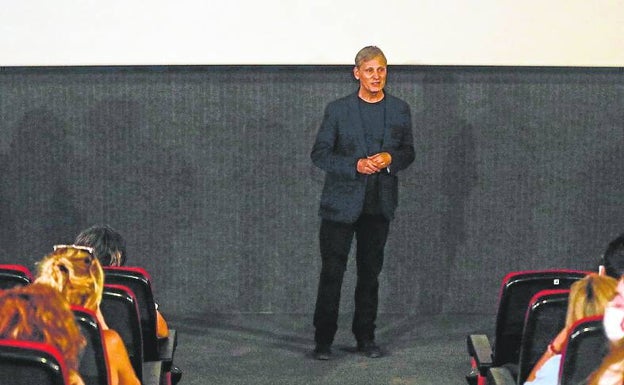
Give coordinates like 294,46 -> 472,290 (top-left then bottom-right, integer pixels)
525,273 -> 618,385
74,224 -> 169,338
76,224 -> 183,385
600,233 -> 624,279
0,283 -> 86,385
588,277 -> 624,385
35,244 -> 140,385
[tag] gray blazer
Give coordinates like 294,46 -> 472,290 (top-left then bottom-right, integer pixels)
311,91 -> 415,223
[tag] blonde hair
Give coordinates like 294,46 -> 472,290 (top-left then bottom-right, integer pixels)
0,283 -> 86,378
566,273 -> 617,328
35,246 -> 104,312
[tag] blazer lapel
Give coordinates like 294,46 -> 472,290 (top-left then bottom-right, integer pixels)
381,94 -> 392,151
348,92 -> 369,156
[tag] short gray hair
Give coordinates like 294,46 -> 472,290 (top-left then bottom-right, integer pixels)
355,46 -> 387,67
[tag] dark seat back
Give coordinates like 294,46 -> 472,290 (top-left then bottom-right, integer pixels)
103,266 -> 158,361
101,283 -> 144,380
0,264 -> 32,289
493,269 -> 588,367
516,289 -> 570,384
560,315 -> 609,385
72,306 -> 109,385
0,339 -> 69,385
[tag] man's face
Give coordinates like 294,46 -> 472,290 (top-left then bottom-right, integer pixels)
353,56 -> 387,95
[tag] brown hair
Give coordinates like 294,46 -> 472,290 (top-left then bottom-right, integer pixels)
35,246 -> 104,312
0,283 -> 86,376
354,46 -> 387,67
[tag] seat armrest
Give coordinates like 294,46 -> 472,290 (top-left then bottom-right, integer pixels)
142,360 -> 163,385
487,367 -> 516,385
467,334 -> 493,374
158,329 -> 177,371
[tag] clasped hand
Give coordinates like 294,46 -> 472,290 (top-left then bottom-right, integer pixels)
357,152 -> 392,175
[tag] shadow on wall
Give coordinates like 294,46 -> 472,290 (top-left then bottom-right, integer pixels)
441,118 -> 478,276
417,73 -> 478,314
575,126 -> 624,266
82,99 -> 197,268
0,108 -> 85,263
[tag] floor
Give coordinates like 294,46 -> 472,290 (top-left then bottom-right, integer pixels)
168,313 -> 491,385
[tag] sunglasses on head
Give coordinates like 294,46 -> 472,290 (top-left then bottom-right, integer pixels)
53,244 -> 95,255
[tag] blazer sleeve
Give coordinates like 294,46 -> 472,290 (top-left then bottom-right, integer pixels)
386,98 -> 415,174
310,101 -> 359,180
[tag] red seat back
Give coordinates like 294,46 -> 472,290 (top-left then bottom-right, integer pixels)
71,306 -> 110,385
0,264 -> 33,289
0,339 -> 69,385
103,266 -> 159,361
559,315 -> 608,385
101,283 -> 144,379
493,269 -> 588,367
517,289 -> 570,383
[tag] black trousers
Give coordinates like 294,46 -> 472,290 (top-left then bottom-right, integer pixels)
313,214 -> 390,346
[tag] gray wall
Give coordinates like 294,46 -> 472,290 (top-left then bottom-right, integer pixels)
1,66 -> 623,317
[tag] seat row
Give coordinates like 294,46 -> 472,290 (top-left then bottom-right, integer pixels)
0,263 -> 177,385
466,269 -> 609,385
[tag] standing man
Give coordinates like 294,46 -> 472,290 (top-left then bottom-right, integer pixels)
311,46 -> 415,360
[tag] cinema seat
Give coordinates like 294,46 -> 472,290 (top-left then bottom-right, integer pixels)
0,264 -> 33,289
466,269 -> 588,385
516,289 -> 570,383
72,306 -> 110,385
0,339 -> 69,385
102,268 -> 172,385
485,289 -> 570,385
559,315 -> 608,385
101,284 -> 144,381
103,267 -> 177,365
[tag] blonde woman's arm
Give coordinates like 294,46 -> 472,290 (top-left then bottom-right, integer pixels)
103,329 -> 141,385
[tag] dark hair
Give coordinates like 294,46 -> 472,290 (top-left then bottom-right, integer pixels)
602,233 -> 624,279
74,224 -> 127,266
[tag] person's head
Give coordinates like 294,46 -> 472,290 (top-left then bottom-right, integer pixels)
353,46 -> 387,100
587,277 -> 624,385
602,277 -> 624,343
74,224 -> 126,266
566,273 -> 617,328
0,283 -> 86,377
601,233 -> 624,279
34,244 -> 104,312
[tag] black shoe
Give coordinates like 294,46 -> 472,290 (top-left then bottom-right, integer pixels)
465,369 -> 478,385
313,345 -> 331,360
357,340 -> 382,358
171,365 -> 182,385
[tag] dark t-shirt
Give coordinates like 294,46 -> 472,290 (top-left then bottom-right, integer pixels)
358,97 -> 386,214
